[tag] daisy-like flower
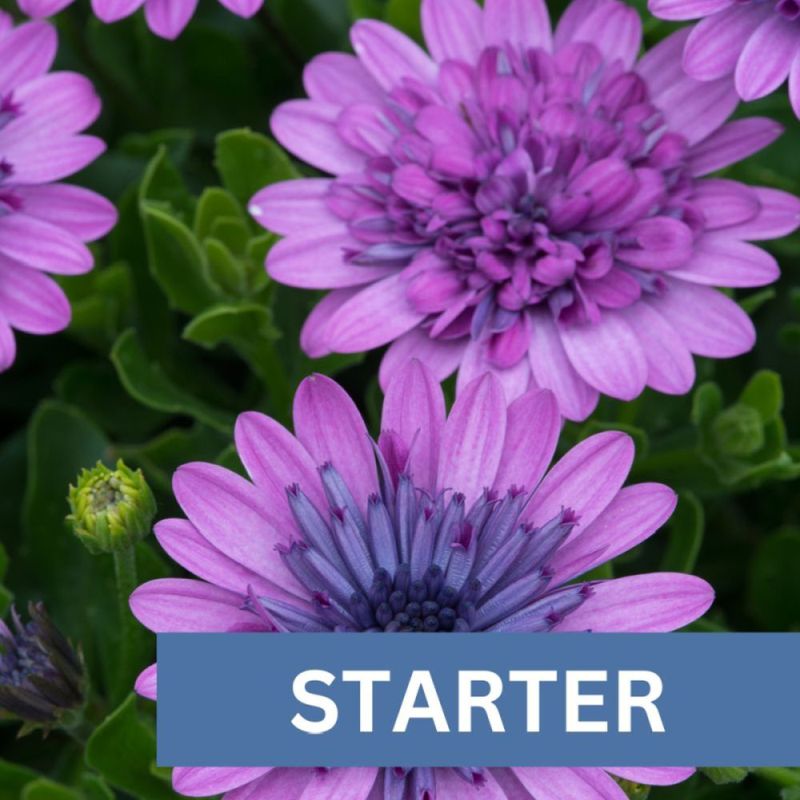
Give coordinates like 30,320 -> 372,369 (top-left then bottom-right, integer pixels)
0,14 -> 115,372
17,0 -> 263,40
649,0 -> 800,118
250,0 -> 800,421
130,359 -> 713,800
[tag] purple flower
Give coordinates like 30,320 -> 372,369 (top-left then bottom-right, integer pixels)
130,359 -> 712,800
0,14 -> 115,372
17,0 -> 263,40
251,0 -> 800,421
649,0 -> 800,118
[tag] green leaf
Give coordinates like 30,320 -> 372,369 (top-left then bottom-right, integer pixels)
139,146 -> 194,221
141,203 -> 219,315
782,788 -> 800,800
0,759 -> 38,800
740,370 -> 783,423
748,528 -> 800,629
111,329 -> 235,433
661,492 -> 704,573
215,129 -> 298,206
86,695 -> 175,800
22,779 -> 82,800
194,187 -> 246,241
701,768 -> 750,785
184,304 -> 279,350
79,774 -> 115,800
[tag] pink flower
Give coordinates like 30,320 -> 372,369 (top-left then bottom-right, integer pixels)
650,0 -> 800,118
251,0 -> 800,421
17,0 -> 263,40
131,359 -> 712,800
0,14 -> 115,372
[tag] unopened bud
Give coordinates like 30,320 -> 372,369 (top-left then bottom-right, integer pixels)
67,460 -> 155,554
712,403 -> 765,458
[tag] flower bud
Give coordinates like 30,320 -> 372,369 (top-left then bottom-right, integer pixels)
68,460 -> 156,554
711,403 -> 765,458
0,603 -> 85,731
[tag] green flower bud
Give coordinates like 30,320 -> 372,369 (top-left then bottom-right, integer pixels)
67,460 -> 156,554
711,403 -> 765,458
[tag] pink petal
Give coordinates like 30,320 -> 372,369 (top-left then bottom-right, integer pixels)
559,313 -> 648,402
564,0 -> 642,69
549,483 -> 678,585
721,186 -> 800,240
134,664 -> 157,700
293,374 -> 378,514
437,373 -> 506,505
300,289 -> 359,359
324,273 -> 425,352
622,301 -> 695,395
671,235 -> 779,288
0,214 -> 93,275
91,0 -> 144,22
457,338 -> 532,403
513,768 -> 627,800
154,518 -> 297,599
689,117 -> 783,176
303,53 -> 384,106
379,328 -> 465,389
17,0 -> 75,18
526,431 -> 634,532
13,184 -> 116,242
299,768 -> 378,800
249,179 -> 335,236
684,4 -> 770,82
0,318 -> 16,373
735,14 -> 799,101
421,0 -> 483,63
143,0 -> 198,39
267,227 -> 394,289
0,256 -> 70,334
0,135 -> 105,184
528,311 -> 599,422
217,0 -> 263,18
649,0 -> 733,20
172,463 -> 290,580
435,768 -> 508,799
382,359 -> 446,492
227,770 -> 312,800
604,768 -> 695,786
636,27 -> 689,97
648,278 -> 755,358
493,389 -> 560,494
790,51 -> 800,119
0,20 -> 56,92
351,20 -> 437,91
271,101 -> 365,175
691,179 -> 761,230
173,768 -> 272,798
129,578 -> 255,632
554,573 -> 715,632
483,0 -> 552,51
235,410 -> 327,514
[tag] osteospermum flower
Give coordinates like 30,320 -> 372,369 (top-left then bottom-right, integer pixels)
650,0 -> 800,117
17,0 -> 262,40
130,359 -> 712,800
250,0 -> 800,421
0,14 -> 115,372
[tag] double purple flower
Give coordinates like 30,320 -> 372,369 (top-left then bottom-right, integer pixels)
130,359 -> 713,800
251,0 -> 799,421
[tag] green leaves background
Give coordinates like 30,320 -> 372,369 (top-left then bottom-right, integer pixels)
0,0 -> 798,798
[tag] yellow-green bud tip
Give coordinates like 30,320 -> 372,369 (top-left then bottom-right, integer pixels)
67,460 -> 156,554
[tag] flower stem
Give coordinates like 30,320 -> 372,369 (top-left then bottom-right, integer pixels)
113,546 -> 140,700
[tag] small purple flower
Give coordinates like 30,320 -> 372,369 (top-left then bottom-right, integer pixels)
130,359 -> 712,800
650,0 -> 800,117
0,14 -> 115,372
17,0 -> 263,40
251,0 -> 800,421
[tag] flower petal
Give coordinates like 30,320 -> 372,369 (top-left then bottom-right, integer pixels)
437,373 -> 506,505
293,374 -> 379,513
649,0 -> 733,20
421,0 -> 483,63
379,328 -> 465,389
604,768 -> 695,786
143,0 -> 198,39
493,389 -> 560,494
555,573 -> 714,632
513,768 -> 627,800
382,358 -> 446,492
721,187 -> 800,240
135,664 -> 157,700
173,768 -> 272,798
0,20 -> 56,92
735,14 -> 798,101
303,53 -> 383,105
249,179 -> 335,236
689,117 -> 783,176
526,431 -> 634,532
483,0 -> 552,51
670,236 -> 779,288
0,257 -> 70,334
299,768 -> 378,800
549,483 -> 678,585
300,289 -> 359,359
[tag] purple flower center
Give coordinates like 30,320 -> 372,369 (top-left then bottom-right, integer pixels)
325,42 -> 702,365
246,460 -> 590,635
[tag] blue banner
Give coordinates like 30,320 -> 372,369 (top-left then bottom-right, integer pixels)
157,633 -> 800,767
